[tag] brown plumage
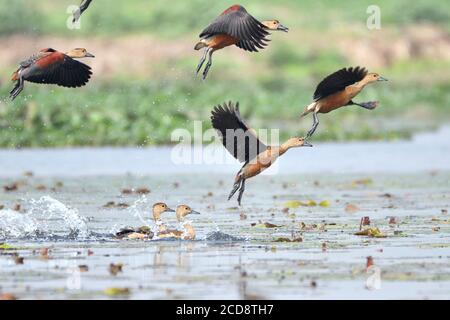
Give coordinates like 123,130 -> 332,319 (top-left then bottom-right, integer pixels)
10,48 -> 94,101
195,4 -> 288,79
115,202 -> 175,240
158,205 -> 200,240
211,102 -> 312,206
301,66 -> 388,139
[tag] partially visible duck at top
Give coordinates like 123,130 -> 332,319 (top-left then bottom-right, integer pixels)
195,4 -> 289,79
158,205 -> 201,240
72,0 -> 93,24
10,48 -> 95,101
301,66 -> 388,140
115,202 -> 175,240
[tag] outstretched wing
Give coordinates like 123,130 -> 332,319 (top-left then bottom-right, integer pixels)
211,101 -> 267,163
313,66 -> 368,101
26,56 -> 92,88
200,5 -> 269,52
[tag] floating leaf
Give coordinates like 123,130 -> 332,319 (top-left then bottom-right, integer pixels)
355,228 -> 387,238
306,200 -> 317,207
103,287 -> 130,296
284,201 -> 304,208
352,178 -> 373,187
319,200 -> 330,207
274,237 -> 302,243
0,243 -> 15,250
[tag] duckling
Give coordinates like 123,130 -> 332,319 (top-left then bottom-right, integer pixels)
10,48 -> 95,101
195,4 -> 288,79
72,0 -> 93,23
115,202 -> 175,239
301,66 -> 388,139
211,102 -> 312,206
158,205 -> 200,240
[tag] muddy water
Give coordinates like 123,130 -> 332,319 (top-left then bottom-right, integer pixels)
0,128 -> 449,299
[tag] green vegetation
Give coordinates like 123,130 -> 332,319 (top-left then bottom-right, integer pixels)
0,0 -> 449,147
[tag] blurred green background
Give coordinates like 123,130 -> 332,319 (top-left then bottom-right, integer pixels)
0,0 -> 449,147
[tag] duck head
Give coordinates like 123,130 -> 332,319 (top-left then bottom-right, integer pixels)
363,72 -> 388,84
66,48 -> 95,58
261,20 -> 289,32
176,205 -> 200,222
152,202 -> 175,221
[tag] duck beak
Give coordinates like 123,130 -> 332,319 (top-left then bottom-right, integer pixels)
166,208 -> 175,212
190,210 -> 201,215
277,24 -> 289,32
378,76 -> 388,81
303,141 -> 313,147
85,52 -> 95,58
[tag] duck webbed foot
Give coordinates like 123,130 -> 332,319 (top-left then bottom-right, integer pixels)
9,78 -> 24,101
306,112 -> 319,140
196,48 -> 209,75
350,100 -> 379,110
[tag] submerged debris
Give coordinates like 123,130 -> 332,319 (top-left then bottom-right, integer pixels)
360,216 -> 371,229
102,201 -> 130,209
389,217 -> 397,225
12,253 -> 24,265
366,256 -> 374,270
3,183 -> 18,192
78,265 -> 89,272
345,203 -> 360,213
121,187 -> 150,195
0,293 -> 17,300
109,263 -> 123,276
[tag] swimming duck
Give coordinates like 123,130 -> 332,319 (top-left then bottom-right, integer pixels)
115,202 -> 175,239
211,102 -> 312,206
195,4 -> 288,79
10,48 -> 94,101
158,205 -> 200,240
72,0 -> 93,23
301,66 -> 388,139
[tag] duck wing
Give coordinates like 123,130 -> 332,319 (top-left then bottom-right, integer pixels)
211,101 -> 268,163
313,66 -> 368,101
25,54 -> 92,88
199,5 -> 269,52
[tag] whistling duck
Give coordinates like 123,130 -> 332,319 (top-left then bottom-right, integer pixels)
301,66 -> 388,139
211,102 -> 312,206
158,205 -> 200,240
195,4 -> 288,79
115,202 -> 175,239
10,48 -> 95,101
72,0 -> 93,23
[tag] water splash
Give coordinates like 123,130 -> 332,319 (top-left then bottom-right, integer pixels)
0,196 -> 88,239
0,209 -> 39,238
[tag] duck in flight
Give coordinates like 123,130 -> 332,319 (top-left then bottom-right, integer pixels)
301,66 -> 388,139
10,48 -> 94,101
211,102 -> 312,206
195,4 -> 288,79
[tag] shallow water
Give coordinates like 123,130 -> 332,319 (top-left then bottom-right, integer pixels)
0,128 -> 449,299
